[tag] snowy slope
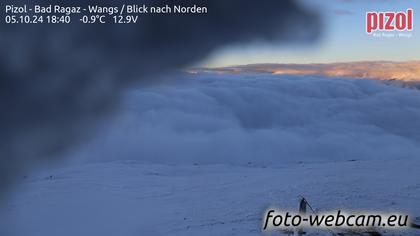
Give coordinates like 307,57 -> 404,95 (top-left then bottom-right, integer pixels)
2,159 -> 420,236
1,73 -> 420,235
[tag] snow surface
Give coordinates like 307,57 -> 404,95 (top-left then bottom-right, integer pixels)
1,73 -> 420,235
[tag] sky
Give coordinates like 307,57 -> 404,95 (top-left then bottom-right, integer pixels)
202,0 -> 420,67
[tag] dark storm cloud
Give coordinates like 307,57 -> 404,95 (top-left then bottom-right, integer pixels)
0,0 -> 320,193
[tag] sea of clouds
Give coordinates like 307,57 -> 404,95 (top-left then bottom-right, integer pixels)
71,72 -> 420,166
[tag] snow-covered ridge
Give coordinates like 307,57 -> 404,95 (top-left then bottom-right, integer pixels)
193,61 -> 420,82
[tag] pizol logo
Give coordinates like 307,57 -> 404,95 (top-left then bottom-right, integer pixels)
366,9 -> 413,34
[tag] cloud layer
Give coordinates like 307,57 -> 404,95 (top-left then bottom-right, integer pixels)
73,72 -> 420,165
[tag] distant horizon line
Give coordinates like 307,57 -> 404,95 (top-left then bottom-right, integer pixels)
190,60 -> 420,82
200,60 -> 420,69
